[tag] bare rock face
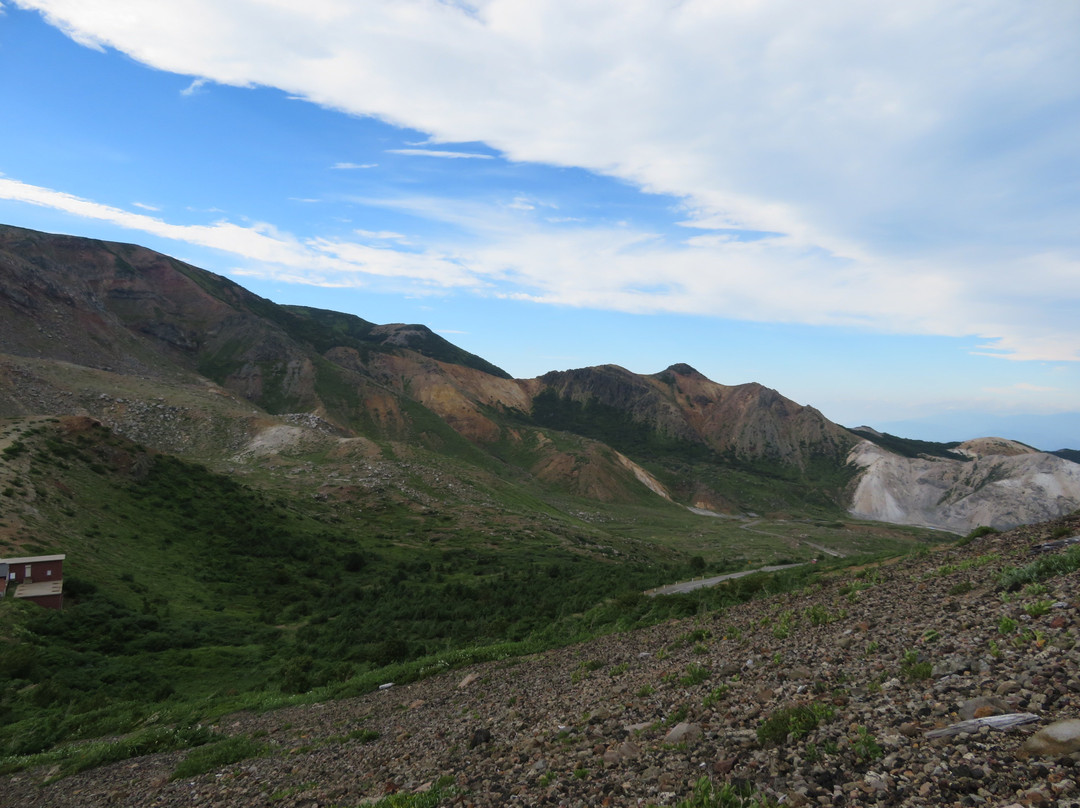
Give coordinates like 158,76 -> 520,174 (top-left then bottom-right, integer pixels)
848,440 -> 1080,532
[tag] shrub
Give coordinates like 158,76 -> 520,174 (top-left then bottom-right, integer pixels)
669,776 -> 779,807
680,663 -> 710,687
999,545 -> 1080,591
703,685 -> 729,709
757,702 -> 834,746
1024,600 -> 1053,617
852,726 -> 882,761
900,649 -> 932,681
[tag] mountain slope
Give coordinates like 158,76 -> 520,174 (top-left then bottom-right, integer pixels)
1,222 -> 1076,530
5,511 -> 1080,807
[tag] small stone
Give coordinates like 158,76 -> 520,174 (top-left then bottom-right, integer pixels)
714,757 -> 736,774
959,696 -> 1010,720
663,722 -> 703,745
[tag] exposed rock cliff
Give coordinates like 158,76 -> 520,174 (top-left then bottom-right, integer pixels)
848,439 -> 1080,532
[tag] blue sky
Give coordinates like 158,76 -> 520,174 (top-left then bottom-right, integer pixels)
1,1 -> 1079,449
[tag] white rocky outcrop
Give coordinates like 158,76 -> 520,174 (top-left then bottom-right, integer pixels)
848,439 -> 1080,533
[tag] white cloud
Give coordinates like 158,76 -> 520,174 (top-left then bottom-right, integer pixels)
9,0 -> 1080,362
354,229 -> 408,242
331,162 -> 377,170
180,77 -> 208,96
8,171 -> 1080,363
132,201 -> 159,211
0,177 -> 479,290
386,148 -> 493,159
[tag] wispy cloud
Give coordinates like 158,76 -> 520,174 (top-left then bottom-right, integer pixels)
132,201 -> 160,211
354,229 -> 408,242
7,173 -> 1079,363
331,162 -> 377,170
8,0 -> 1080,364
0,176 -> 478,290
387,149 -> 493,159
180,77 -> 208,96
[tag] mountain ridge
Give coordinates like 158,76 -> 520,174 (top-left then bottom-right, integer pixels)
1,222 -> 1077,531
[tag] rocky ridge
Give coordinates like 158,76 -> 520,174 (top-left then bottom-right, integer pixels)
6,514 -> 1080,807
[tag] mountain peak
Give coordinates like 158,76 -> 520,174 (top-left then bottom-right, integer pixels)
664,363 -> 702,377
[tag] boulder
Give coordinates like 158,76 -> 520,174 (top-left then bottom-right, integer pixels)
1019,719 -> 1080,759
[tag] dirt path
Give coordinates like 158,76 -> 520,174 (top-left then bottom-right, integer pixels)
644,562 -> 805,596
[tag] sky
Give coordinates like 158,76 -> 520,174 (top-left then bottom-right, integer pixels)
1,1 -> 1079,449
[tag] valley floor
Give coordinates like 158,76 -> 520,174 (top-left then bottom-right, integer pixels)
6,515 -> 1080,808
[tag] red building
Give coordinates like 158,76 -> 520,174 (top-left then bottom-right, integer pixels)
0,554 -> 66,609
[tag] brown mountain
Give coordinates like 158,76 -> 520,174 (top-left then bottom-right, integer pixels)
1,222 -> 1075,528
0,223 -> 858,512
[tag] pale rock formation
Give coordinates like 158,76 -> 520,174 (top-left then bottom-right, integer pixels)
847,439 -> 1080,533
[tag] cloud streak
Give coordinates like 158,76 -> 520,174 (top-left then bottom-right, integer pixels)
8,0 -> 1080,363
4,175 -> 1079,363
387,148 -> 493,159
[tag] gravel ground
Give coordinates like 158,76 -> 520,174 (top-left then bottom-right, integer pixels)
5,514 -> 1080,808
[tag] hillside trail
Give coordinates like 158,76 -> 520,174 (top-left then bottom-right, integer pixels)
647,507 -> 847,596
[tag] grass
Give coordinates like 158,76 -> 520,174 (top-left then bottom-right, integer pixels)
353,775 -> 457,807
171,735 -> 267,780
998,545 -> 1080,591
652,777 -> 779,808
0,724 -> 218,779
900,649 -> 933,681
756,702 -> 835,746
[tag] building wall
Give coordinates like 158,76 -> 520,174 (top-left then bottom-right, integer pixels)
24,593 -> 64,610
4,558 -> 64,584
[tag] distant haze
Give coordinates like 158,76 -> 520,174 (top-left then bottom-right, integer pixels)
872,413 -> 1080,452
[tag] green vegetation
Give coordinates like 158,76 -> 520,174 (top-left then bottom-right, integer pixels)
680,663 -> 710,686
1024,599 -> 1053,617
851,726 -> 882,761
757,703 -> 834,746
703,685 -> 729,708
899,649 -> 932,681
998,544 -> 1080,590
363,776 -> 457,808
171,735 -> 267,780
654,777 -> 779,808
0,724 -> 217,779
957,525 -> 1000,546
848,428 -> 965,461
0,417 -> 939,774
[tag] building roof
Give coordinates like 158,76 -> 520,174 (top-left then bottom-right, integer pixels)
14,580 -> 64,599
0,554 -> 66,564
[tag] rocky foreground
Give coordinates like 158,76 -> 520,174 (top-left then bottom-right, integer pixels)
7,515 -> 1080,808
